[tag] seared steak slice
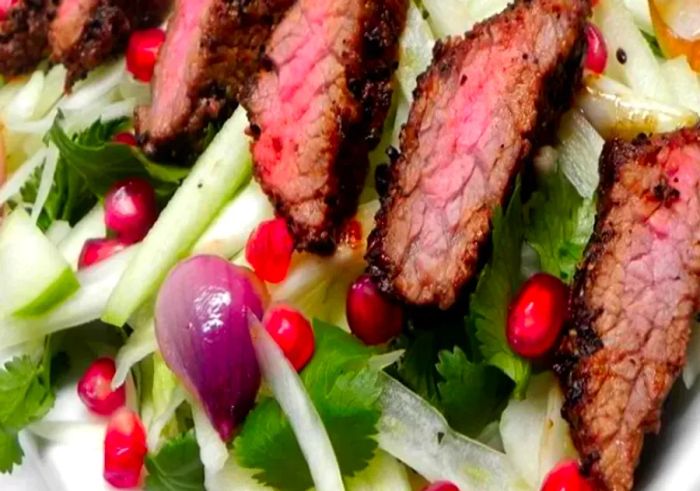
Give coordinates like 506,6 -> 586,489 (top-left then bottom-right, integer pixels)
555,127 -> 700,491
366,0 -> 589,309
49,0 -> 170,89
244,0 -> 407,252
0,0 -> 57,77
135,0 -> 293,164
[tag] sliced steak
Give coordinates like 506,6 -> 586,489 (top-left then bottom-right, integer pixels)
244,0 -> 408,252
0,0 -> 57,77
135,0 -> 293,164
555,127 -> 700,491
49,0 -> 170,89
366,0 -> 589,309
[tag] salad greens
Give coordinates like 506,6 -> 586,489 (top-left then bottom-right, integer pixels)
0,348 -> 56,472
235,321 -> 381,490
145,432 -> 205,491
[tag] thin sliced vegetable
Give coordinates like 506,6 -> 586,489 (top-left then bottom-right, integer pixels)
500,373 -> 577,488
250,314 -> 345,491
345,450 -> 412,491
396,3 -> 435,98
0,246 -> 137,350
0,208 -> 79,316
556,110 -> 604,199
59,61 -> 126,112
661,57 -> 700,115
421,0 -> 472,39
191,398 -> 232,474
113,316 -> 157,389
57,205 -> 106,269
103,108 -> 252,327
594,0 -> 673,103
4,71 -> 45,123
377,373 -> 525,491
578,74 -> 698,139
192,182 -> 273,259
623,0 -> 654,33
30,144 -> 59,222
0,147 -> 48,207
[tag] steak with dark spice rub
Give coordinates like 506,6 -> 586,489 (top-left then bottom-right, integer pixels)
49,0 -> 170,89
555,127 -> 700,491
135,0 -> 294,164
366,0 -> 589,309
244,0 -> 408,252
0,0 -> 57,77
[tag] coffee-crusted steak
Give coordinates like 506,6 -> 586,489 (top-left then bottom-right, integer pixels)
366,0 -> 589,309
244,0 -> 407,252
135,0 -> 293,164
555,127 -> 700,491
0,0 -> 57,77
49,0 -> 170,89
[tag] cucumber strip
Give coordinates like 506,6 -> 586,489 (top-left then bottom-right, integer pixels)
556,110 -> 605,199
377,373 -> 525,491
57,205 -> 106,269
30,143 -> 59,222
0,208 -> 79,317
0,246 -> 137,350
192,181 -> 272,259
102,107 -> 252,327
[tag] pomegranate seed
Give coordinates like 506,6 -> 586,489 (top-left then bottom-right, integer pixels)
77,357 -> 126,415
78,238 -> 127,269
0,0 -> 18,21
245,218 -> 295,284
104,178 -> 158,244
422,481 -> 460,491
126,28 -> 165,82
104,408 -> 147,489
541,460 -> 594,491
264,305 -> 315,371
113,132 -> 137,147
346,274 -> 404,345
507,273 -> 569,358
584,23 -> 607,74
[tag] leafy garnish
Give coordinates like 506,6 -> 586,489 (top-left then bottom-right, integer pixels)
524,169 -> 595,284
234,320 -> 381,491
145,432 -> 204,491
0,354 -> 55,473
436,348 -> 511,437
641,30 -> 664,59
468,184 -> 531,396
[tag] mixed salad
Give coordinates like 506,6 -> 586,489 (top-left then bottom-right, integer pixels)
0,0 -> 699,490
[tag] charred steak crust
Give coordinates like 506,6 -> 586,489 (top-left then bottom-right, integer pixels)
555,127 -> 700,491
49,0 -> 170,90
366,0 -> 590,309
135,0 -> 294,164
0,0 -> 58,77
244,0 -> 408,253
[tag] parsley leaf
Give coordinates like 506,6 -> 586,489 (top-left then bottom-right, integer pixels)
145,432 -> 204,491
436,348 -> 511,437
468,184 -> 531,396
234,320 -> 381,491
524,169 -> 595,284
0,355 -> 55,473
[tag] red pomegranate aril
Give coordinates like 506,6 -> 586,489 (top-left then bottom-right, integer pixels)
264,305 -> 315,371
541,459 -> 594,491
507,273 -> 569,359
347,275 -> 404,345
0,0 -> 18,21
78,238 -> 127,269
113,132 -> 138,147
77,357 -> 126,415
422,481 -> 460,491
104,408 -> 147,489
126,28 -> 165,82
245,218 -> 295,284
584,23 -> 607,74
104,178 -> 158,244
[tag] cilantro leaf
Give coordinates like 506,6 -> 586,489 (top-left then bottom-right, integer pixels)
145,432 -> 204,491
641,30 -> 664,59
524,169 -> 595,284
468,184 -> 531,396
436,348 -> 511,437
0,355 -> 55,473
234,320 -> 381,491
